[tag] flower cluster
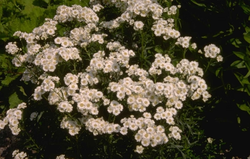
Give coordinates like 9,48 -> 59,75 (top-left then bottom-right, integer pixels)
2,0 -> 222,156
60,116 -> 81,136
12,149 -> 28,159
5,42 -> 20,55
121,115 -> 169,147
84,117 -> 121,135
0,103 -> 26,135
199,44 -> 223,62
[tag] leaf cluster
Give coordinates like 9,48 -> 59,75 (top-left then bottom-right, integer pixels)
176,0 -> 250,157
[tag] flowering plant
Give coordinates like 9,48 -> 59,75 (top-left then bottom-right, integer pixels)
2,0 -> 222,158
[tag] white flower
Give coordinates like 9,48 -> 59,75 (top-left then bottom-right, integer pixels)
143,112 -> 151,119
0,120 -> 7,129
141,138 -> 150,147
69,127 -> 80,136
92,4 -> 104,12
127,96 -> 136,104
134,21 -> 144,30
14,150 -> 28,159
129,123 -> 138,131
30,112 -> 38,121
153,113 -> 161,121
90,107 -> 99,115
112,108 -> 121,116
191,43 -> 197,49
54,37 -> 62,44
156,125 -> 165,133
154,28 -> 162,36
207,137 -> 214,143
116,91 -> 126,100
156,106 -> 164,113
135,133 -> 142,142
105,125 -> 114,134
216,55 -> 223,62
12,149 -> 20,157
134,145 -> 144,154
10,126 -> 21,135
9,117 -> 19,126
174,101 -> 183,109
166,117 -> 175,125
142,132 -> 151,140
171,130 -> 181,140
58,101 -> 73,113
120,127 -> 128,135
56,154 -> 66,159
47,28 -> 55,35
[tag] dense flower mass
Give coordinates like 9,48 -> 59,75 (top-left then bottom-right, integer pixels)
1,0 -> 222,156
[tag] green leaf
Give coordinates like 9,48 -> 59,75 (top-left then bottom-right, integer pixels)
244,55 -> 250,70
246,85 -> 250,96
230,38 -> 242,48
18,86 -> 27,96
231,60 -> 245,68
0,23 -> 4,33
1,76 -> 17,86
213,31 -> 225,37
233,51 -> 245,59
241,4 -> 250,15
244,70 -> 250,78
0,3 -> 3,21
190,0 -> 206,7
241,78 -> 250,85
0,105 -> 5,109
237,103 -> 250,115
0,54 -> 10,69
234,72 -> 244,86
215,67 -> 223,77
154,46 -> 163,53
245,26 -> 250,33
244,32 -> 250,44
37,111 -> 44,122
237,117 -> 241,124
44,0 -> 50,4
9,92 -> 22,108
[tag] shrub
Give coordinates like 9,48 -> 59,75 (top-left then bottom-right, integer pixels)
1,0 -> 222,158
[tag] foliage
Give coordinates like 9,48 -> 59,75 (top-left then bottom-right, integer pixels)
177,0 -> 250,157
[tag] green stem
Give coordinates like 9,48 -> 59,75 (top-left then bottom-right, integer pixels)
210,85 -> 224,92
204,59 -> 212,73
13,0 -> 22,12
153,74 -> 157,83
140,31 -> 146,67
75,135 -> 81,158
109,134 -> 114,159
83,47 -> 91,59
183,49 -> 187,59
73,61 -> 77,73
24,130 -> 40,150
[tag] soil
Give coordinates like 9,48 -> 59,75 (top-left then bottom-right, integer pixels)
0,127 -> 20,158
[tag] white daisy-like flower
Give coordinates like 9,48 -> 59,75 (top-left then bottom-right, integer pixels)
134,145 -> 144,154
141,138 -> 150,147
120,127 -> 128,135
134,21 -> 144,30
